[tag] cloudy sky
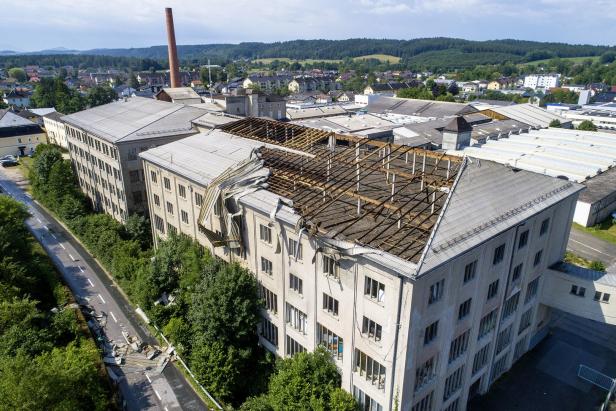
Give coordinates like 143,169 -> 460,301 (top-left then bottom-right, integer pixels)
2,0 -> 615,51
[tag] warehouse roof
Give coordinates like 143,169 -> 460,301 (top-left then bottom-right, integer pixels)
482,103 -> 568,128
448,127 -> 616,183
366,96 -> 478,118
62,97 -> 206,143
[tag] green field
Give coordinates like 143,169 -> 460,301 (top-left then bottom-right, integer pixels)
353,54 -> 401,63
525,55 -> 600,66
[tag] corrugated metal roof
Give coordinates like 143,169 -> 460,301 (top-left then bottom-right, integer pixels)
0,109 -> 36,127
488,104 -> 567,128
61,97 -> 206,143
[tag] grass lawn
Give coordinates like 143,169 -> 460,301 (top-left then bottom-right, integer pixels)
573,220 -> 616,245
17,156 -> 33,193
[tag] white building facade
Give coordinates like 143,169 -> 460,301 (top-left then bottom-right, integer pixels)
523,74 -> 561,90
140,119 -> 586,411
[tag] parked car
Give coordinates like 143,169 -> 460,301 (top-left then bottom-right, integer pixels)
0,155 -> 18,167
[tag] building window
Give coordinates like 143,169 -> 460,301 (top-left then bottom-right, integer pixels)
518,307 -> 533,334
322,293 -> 339,316
317,323 -> 343,360
594,292 -> 611,303
487,279 -> 499,300
181,210 -> 189,224
493,244 -> 505,265
518,230 -> 529,249
260,318 -> 278,347
322,255 -> 338,278
533,250 -> 543,267
150,170 -> 157,183
258,283 -> 277,313
443,397 -> 460,411
364,276 -> 385,302
353,386 -> 383,411
448,329 -> 470,363
495,324 -> 513,354
213,198 -> 222,216
443,366 -> 465,401
502,292 -> 520,320
428,279 -> 445,305
129,170 -> 140,183
286,335 -> 306,356
153,214 -> 164,233
458,298 -> 472,320
570,284 -> 586,297
288,238 -> 303,260
411,391 -> 433,411
195,193 -> 203,207
512,263 -> 523,284
424,321 -> 438,345
289,273 -> 303,295
415,356 -> 436,392
354,348 -> 386,390
472,343 -> 491,375
178,184 -> 186,198
491,354 -> 509,382
478,309 -> 498,340
286,303 -> 307,333
525,277 -> 539,304
259,224 -> 272,244
260,257 -> 273,275
463,260 -> 477,283
540,218 -> 550,236
166,201 -> 174,215
163,177 -> 171,190
361,316 -> 382,342
166,223 -> 177,235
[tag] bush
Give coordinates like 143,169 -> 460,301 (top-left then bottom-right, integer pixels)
577,120 -> 597,131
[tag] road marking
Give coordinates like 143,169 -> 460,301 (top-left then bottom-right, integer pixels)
50,233 -> 57,239
165,408 -> 169,411
68,253 -> 76,261
97,294 -> 106,304
44,225 -> 49,231
79,267 -> 85,273
59,243 -> 66,250
87,278 -> 95,287
109,311 -> 118,323
153,389 -> 161,401
145,373 -> 152,383
36,217 -> 42,223
569,238 -> 614,258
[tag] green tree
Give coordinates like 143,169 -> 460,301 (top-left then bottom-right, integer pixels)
124,214 -> 152,249
245,347 -> 358,411
600,51 -> 616,64
86,85 -> 118,107
549,119 -> 562,128
128,73 -> 140,89
31,78 -> 85,113
0,196 -> 31,260
58,67 -> 68,80
577,119 -> 598,131
7,67 -> 27,82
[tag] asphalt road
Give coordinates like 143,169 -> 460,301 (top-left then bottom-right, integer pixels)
567,227 -> 616,267
0,168 -> 207,411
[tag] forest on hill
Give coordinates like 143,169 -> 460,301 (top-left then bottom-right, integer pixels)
2,38 -> 615,71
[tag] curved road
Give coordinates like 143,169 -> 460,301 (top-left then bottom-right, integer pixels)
0,168 -> 206,411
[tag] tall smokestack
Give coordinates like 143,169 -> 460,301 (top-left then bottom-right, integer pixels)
165,7 -> 181,88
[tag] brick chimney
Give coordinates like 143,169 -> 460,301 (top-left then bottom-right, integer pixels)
165,8 -> 181,88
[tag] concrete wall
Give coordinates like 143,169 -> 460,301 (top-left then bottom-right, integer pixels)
0,132 -> 46,157
43,117 -> 68,149
542,267 -> 616,325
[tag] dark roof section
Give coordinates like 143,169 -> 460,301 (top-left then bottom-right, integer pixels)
443,116 -> 473,133
43,111 -> 65,121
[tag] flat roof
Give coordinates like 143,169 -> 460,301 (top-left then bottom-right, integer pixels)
366,96 -> 478,118
485,104 -> 568,128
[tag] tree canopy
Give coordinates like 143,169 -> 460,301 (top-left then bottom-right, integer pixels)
577,119 -> 598,131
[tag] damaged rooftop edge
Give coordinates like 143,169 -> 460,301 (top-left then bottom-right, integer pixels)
215,117 -> 463,266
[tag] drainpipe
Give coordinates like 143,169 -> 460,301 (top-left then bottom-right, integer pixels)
388,275 -> 404,411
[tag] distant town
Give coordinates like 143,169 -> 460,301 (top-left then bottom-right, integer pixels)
1,6 -> 616,411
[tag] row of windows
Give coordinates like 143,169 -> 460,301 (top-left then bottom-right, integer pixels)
570,284 -> 611,303
353,385 -> 383,411
354,348 -> 386,390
